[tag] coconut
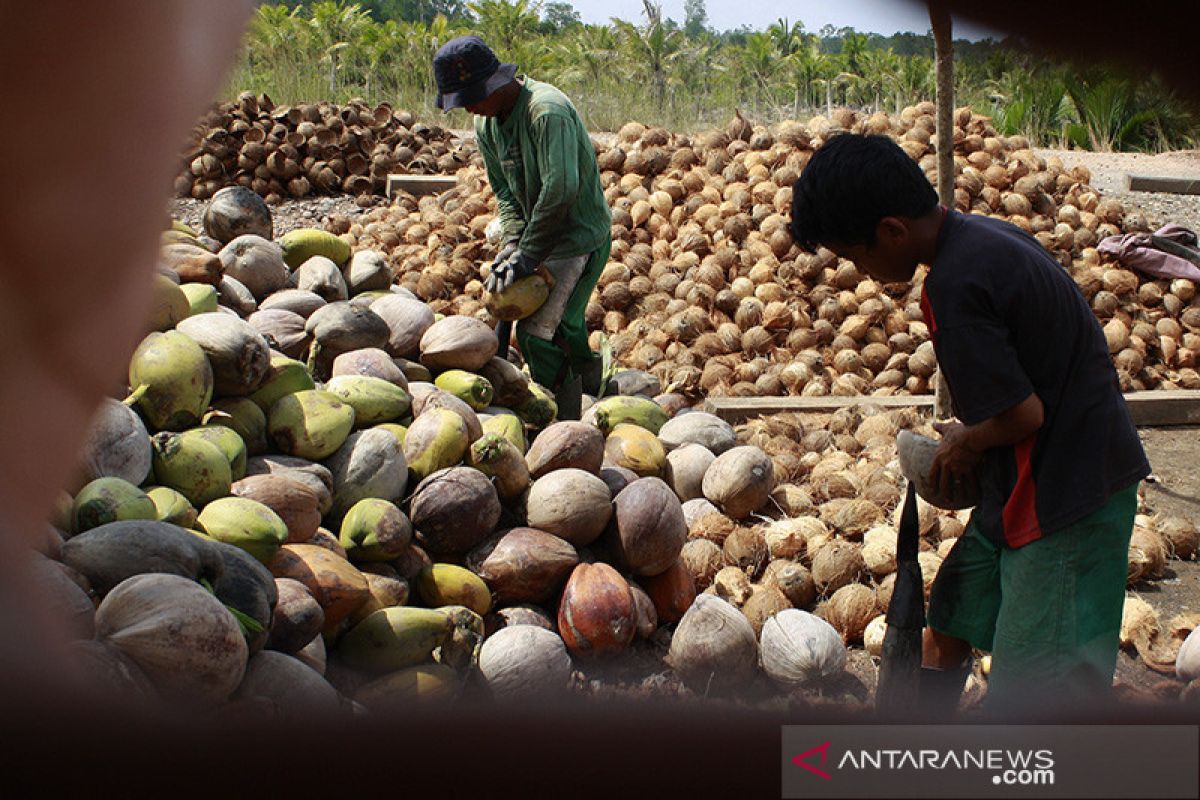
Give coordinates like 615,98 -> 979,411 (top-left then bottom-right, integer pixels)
180,425 -> 248,481
1178,627 -> 1200,681
244,455 -> 334,516
861,525 -> 898,577
723,525 -> 768,578
761,608 -> 848,685
197,497 -> 289,563
760,518 -> 812,560
526,468 -> 613,547
657,412 -> 737,454
208,540 -> 278,654
605,423 -> 667,477
71,478 -> 157,535
267,578 -> 325,654
1128,525 -> 1169,584
702,446 -> 774,520
229,474 -> 320,543
268,389 -> 355,461
663,443 -> 715,502
219,235 -> 290,300
811,540 -> 866,595
332,348 -> 409,390
338,497 -> 413,562
711,565 -> 754,606
266,543 -> 369,627
417,564 -> 492,616
28,555 -> 95,641
216,275 -> 258,317
127,330 -> 214,432
639,558 -> 697,624
409,466 -> 502,555
76,398 -> 152,487
247,309 -> 309,359
260,288 -> 327,319
667,594 -> 758,691
323,428 -> 408,520
485,273 -> 552,321
414,389 -> 484,441
479,625 -> 572,699
419,316 -> 499,371
628,581 -> 659,638
1120,595 -> 1159,649
434,370 -> 494,412
681,538 -> 724,589
250,353 -> 317,414
205,398 -> 269,456
1152,514 -> 1200,561
369,294 -> 436,357
281,228 -> 351,269
828,498 -> 885,538
62,519 -> 222,595
148,272 -> 190,331
484,604 -> 556,637
557,562 -> 637,657
588,395 -> 670,435
96,574 -> 247,705
180,282 -> 218,314
479,357 -> 535,410
150,431 -> 232,507
817,583 -> 879,643
294,255 -> 349,302
348,570 -> 413,627
525,421 -> 605,478
337,606 -> 456,673
352,664 -> 460,709
469,432 -> 531,501
466,527 -> 578,605
146,486 -> 198,528
741,585 -> 791,637
345,249 -> 392,295
161,243 -> 223,284
404,407 -> 469,482
176,312 -> 272,396
608,477 -> 687,576
204,186 -> 273,243
682,497 -> 722,528
71,640 -> 157,703
232,651 -> 341,717
762,559 -> 817,609
305,302 -> 390,379
896,431 -> 980,510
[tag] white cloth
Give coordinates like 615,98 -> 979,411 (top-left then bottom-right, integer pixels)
518,252 -> 588,341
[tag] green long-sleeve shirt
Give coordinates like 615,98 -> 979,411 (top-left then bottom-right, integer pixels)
474,77 -> 611,264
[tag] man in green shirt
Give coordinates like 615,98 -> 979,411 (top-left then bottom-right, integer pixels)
432,35 -> 612,420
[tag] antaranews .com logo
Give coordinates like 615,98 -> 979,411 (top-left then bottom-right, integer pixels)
781,725 -> 1198,799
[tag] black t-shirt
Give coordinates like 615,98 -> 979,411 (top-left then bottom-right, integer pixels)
922,209 -> 1149,548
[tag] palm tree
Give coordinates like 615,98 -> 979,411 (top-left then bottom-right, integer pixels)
467,0 -> 541,55
308,1 -> 373,96
739,32 -> 778,114
611,1 -> 685,110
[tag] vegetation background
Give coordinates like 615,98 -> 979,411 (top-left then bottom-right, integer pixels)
229,0 -> 1199,152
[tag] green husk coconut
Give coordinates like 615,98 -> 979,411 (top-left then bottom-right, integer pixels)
148,273 -> 190,331
268,390 -> 355,461
196,496 -> 289,563
250,353 -> 316,413
180,283 -> 219,315
588,395 -> 669,435
434,370 -> 494,412
71,478 -> 157,535
180,426 -> 247,481
339,498 -> 413,562
324,375 -> 411,426
280,228 -> 351,269
127,330 -> 214,431
374,422 -> 408,447
413,389 -> 483,443
417,564 -> 492,616
514,382 -> 557,428
468,432 -> 531,502
481,412 -> 526,453
150,431 -> 232,507
146,486 -> 198,528
203,398 -> 269,456
337,606 -> 454,673
605,423 -> 667,477
404,408 -> 470,482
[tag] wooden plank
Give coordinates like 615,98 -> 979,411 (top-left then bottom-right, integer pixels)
1125,174 -> 1200,195
702,390 -> 1200,427
385,174 -> 458,197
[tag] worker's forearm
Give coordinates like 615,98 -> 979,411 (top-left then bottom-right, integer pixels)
962,392 -> 1045,452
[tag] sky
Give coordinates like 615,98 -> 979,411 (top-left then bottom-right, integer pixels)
566,0 -> 1008,41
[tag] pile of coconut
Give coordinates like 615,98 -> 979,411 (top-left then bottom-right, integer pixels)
333,104 -> 1197,400
177,92 -> 480,202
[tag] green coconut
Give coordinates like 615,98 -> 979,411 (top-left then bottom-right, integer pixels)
72,478 -> 157,535
179,283 -> 219,315
434,370 -> 494,412
589,395 -> 669,435
468,433 -> 530,502
481,412 -> 526,453
203,398 -> 269,456
339,498 -> 413,562
268,390 -> 355,461
484,274 -> 550,322
337,606 -> 455,673
196,496 -> 289,563
280,228 -> 351,269
148,273 -> 190,332
250,353 -> 316,414
180,426 -> 247,481
127,330 -> 214,431
145,486 -> 198,528
324,375 -> 411,426
403,408 -> 469,482
150,431 -> 232,508
515,383 -> 557,428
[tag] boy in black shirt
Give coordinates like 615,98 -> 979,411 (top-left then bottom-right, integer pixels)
789,134 -> 1150,716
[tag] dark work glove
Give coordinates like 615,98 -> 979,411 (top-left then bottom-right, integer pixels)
484,250 -> 539,293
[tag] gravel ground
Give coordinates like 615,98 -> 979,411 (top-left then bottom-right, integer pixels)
170,194 -> 388,239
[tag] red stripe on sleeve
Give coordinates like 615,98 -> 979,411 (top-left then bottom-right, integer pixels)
920,286 -> 937,336
1002,433 -> 1043,547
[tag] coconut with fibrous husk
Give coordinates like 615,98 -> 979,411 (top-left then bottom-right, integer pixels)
816,583 -> 879,644
769,484 -> 815,516
466,527 -> 578,605
367,294 -> 436,358
629,581 -> 659,638
248,309 -> 310,359
668,594 -> 758,691
604,423 -> 667,477
231,651 -> 341,717
762,559 -> 817,609
204,185 -> 273,243
861,525 -> 898,577
177,312 -> 272,396
864,615 -> 887,657
608,477 -> 687,576
294,256 -> 348,302
811,540 -> 866,595
525,421 -> 604,478
479,357 -> 535,409
413,389 -> 483,442
469,432 -> 531,502
761,608 -> 847,686
688,510 -> 737,545
76,398 -> 152,488
1151,514 -> 1199,560
338,497 -> 413,563
741,584 -> 791,636
557,562 -> 636,658
1120,595 -> 1159,649
409,466 -> 501,556
722,525 -> 768,578
244,455 -> 334,517
127,331 -> 214,432
403,408 -> 469,482
323,428 -> 408,521
219,235 -> 290,300
345,249 -> 392,295
657,412 -> 737,454
896,430 -> 980,510
1128,525 -> 1169,584
702,445 -> 774,519
419,315 -> 498,371
828,498 -> 885,538
680,538 -> 724,589
96,573 -> 248,705
267,578 -> 324,654
760,519 -> 812,560
260,288 -> 326,319
526,468 -> 613,547
305,302 -> 390,380
711,565 -> 754,606
479,625 -> 573,700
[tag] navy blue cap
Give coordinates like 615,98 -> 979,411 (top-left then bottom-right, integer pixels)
432,35 -> 518,112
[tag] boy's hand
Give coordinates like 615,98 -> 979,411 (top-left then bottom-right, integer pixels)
929,420 -> 982,502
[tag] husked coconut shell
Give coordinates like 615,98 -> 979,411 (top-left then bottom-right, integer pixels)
267,577 -> 324,654
177,312 -> 272,396
762,559 -> 817,609
96,573 -> 248,705
76,398 -> 152,487
526,468 -> 613,547
479,625 -> 573,699
409,467 -> 501,555
658,412 -> 737,454
1153,515 -> 1200,561
466,527 -> 579,604
761,609 -> 847,685
1128,525 -> 1168,584
525,421 -> 605,478
816,583 -> 879,643
811,540 -> 866,594
897,431 -> 980,510
219,235 -> 290,300
248,308 -> 310,359
711,565 -> 753,606
667,594 -> 758,691
722,526 -> 768,578
419,316 -> 499,371
260,288 -> 327,319
702,446 -> 774,519
369,294 -> 436,357
557,562 -> 636,657
664,443 -> 715,502
681,497 -> 721,528
608,477 -> 687,576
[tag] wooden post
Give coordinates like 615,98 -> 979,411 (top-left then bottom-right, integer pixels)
929,1 -> 955,420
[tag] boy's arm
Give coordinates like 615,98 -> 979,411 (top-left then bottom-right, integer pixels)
929,393 -> 1045,499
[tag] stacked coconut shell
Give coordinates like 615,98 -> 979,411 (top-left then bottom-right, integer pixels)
335,103 -> 1200,398
176,91 -> 481,202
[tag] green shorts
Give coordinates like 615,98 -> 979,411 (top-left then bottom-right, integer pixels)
927,482 -> 1138,713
